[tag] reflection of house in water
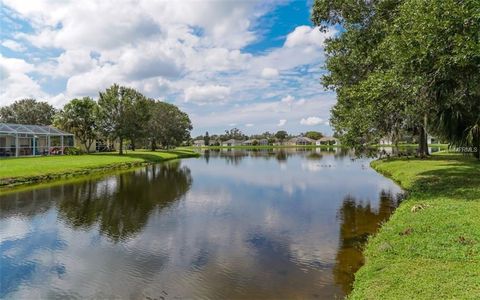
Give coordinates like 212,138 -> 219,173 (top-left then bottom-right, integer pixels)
206,148 -> 352,164
315,146 -> 342,155
218,149 -> 249,165
333,191 -> 403,294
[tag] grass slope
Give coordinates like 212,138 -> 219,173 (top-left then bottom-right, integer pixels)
350,154 -> 480,299
0,149 -> 199,188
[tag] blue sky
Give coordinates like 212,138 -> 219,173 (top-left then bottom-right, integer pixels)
0,0 -> 336,136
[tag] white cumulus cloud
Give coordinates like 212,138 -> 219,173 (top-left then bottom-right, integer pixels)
184,85 -> 231,104
1,40 -> 26,52
261,67 -> 279,78
1,1 -> 336,134
300,116 -> 323,126
0,54 -> 46,103
284,26 -> 334,48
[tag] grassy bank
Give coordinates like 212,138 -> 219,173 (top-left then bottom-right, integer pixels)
0,149 -> 199,189
350,154 -> 480,299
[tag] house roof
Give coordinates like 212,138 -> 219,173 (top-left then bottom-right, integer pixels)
319,136 -> 338,142
289,136 -> 315,142
0,123 -> 74,136
223,139 -> 242,143
243,139 -> 267,143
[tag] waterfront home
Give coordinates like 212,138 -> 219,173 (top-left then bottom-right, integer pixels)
222,139 -> 243,147
288,136 -> 315,145
193,140 -> 205,147
427,135 -> 438,144
242,139 -> 269,146
0,123 -> 74,157
316,136 -> 340,146
379,136 -> 393,145
258,139 -> 269,145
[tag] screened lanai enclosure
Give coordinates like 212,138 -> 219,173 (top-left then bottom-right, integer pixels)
0,123 -> 74,157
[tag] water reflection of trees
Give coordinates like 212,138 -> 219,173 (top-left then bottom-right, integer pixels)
0,161 -> 192,242
58,161 -> 192,241
0,188 -> 56,218
306,152 -> 323,160
201,148 -> 352,164
333,190 -> 403,294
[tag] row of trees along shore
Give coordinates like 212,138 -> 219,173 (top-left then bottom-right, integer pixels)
196,129 -> 325,146
312,0 -> 480,159
0,84 -> 192,154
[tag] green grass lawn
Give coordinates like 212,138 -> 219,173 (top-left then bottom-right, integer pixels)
0,149 -> 199,187
350,154 -> 480,299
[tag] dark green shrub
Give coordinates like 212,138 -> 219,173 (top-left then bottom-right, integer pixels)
64,147 -> 82,155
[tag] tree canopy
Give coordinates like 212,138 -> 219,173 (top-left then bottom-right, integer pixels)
305,131 -> 324,140
0,99 -> 56,125
275,130 -> 288,142
0,84 -> 194,155
54,97 -> 98,152
147,100 -> 192,150
312,0 -> 480,158
222,128 -> 247,141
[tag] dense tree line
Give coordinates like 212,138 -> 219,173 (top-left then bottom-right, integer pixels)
312,0 -> 480,158
194,129 -> 325,145
0,84 -> 193,154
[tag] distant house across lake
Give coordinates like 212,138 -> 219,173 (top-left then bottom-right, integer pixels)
316,137 -> 340,146
222,139 -> 243,147
193,140 -> 205,147
242,139 -> 268,146
288,136 -> 315,145
379,137 -> 393,145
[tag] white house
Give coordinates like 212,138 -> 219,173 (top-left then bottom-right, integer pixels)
242,139 -> 269,146
288,136 -> 315,145
379,137 -> 393,145
193,140 -> 205,147
222,139 -> 243,147
427,134 -> 437,144
316,136 -> 340,145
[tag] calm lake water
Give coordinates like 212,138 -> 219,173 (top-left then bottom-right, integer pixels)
1,149 -> 403,299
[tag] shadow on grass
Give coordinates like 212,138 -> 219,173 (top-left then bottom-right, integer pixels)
403,155 -> 480,201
